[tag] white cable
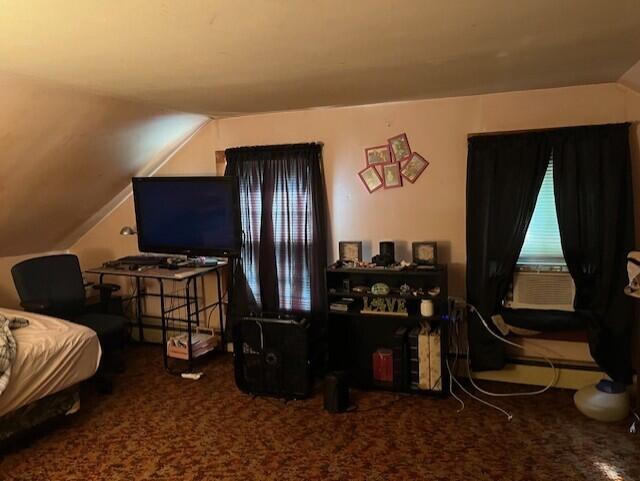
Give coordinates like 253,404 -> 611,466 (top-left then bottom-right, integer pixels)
446,322 -> 465,413
630,411 -> 639,434
448,305 -> 467,412
446,355 -> 513,420
465,303 -> 558,397
448,377 -> 466,413
446,355 -> 465,413
255,320 -> 264,349
445,303 -> 512,420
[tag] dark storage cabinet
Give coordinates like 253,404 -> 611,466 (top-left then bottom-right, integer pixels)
326,266 -> 449,396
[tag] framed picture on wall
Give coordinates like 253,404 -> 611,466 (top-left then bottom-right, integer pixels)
365,145 -> 392,166
382,162 -> 402,189
358,165 -> 384,193
400,152 -> 429,183
339,241 -> 363,262
388,133 -> 412,162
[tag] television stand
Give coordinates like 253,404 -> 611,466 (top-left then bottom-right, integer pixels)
85,261 -> 229,373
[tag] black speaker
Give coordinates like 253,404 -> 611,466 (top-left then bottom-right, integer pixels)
324,371 -> 350,413
379,241 -> 395,261
372,241 -> 396,266
233,315 -> 311,399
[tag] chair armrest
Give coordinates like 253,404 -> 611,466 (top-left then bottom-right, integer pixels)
20,300 -> 51,313
92,283 -> 121,293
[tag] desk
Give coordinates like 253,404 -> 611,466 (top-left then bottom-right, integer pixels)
85,262 -> 228,372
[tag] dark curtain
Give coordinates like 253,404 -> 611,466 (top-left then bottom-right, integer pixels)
552,123 -> 635,383
224,143 -> 328,336
466,133 -> 551,370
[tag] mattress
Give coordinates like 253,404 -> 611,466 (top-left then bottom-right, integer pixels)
0,308 -> 101,417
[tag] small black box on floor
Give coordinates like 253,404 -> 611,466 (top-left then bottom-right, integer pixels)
233,314 -> 311,399
324,371 -> 350,413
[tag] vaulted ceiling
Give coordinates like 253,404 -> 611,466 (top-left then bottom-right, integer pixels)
1,1 -> 640,259
1,0 -> 639,116
0,71 -> 207,257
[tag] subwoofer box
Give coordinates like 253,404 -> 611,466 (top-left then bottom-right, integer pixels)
324,371 -> 350,413
233,315 -> 311,399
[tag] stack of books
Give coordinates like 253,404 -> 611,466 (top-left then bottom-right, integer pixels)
167,329 -> 218,360
330,297 -> 355,312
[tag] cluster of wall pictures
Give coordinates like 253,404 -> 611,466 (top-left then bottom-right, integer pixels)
358,133 -> 429,193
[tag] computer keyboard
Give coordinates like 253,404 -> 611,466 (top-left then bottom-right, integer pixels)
115,255 -> 171,265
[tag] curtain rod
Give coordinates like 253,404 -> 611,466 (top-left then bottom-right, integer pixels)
467,122 -> 635,139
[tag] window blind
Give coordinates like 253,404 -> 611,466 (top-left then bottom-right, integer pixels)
518,155 -> 566,266
240,173 -> 312,312
272,178 -> 311,311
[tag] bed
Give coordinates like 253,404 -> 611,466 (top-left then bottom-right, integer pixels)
0,308 -> 101,443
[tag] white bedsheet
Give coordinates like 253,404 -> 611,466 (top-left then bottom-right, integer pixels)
0,308 -> 101,417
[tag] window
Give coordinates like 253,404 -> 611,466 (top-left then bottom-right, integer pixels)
517,154 -> 566,266
227,144 -> 325,316
242,177 -> 311,311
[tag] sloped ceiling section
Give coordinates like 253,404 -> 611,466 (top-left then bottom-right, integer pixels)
0,71 -> 208,257
620,60 -> 640,94
1,1 -> 639,116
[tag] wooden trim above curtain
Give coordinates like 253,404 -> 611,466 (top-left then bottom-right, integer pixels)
467,122 -> 634,139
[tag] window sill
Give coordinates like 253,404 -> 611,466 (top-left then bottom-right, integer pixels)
500,307 -> 587,332
515,263 -> 569,273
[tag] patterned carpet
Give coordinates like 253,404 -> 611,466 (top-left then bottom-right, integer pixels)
0,344 -> 638,481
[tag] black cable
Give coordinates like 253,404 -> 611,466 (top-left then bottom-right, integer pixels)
206,288 -> 229,328
122,277 -> 137,316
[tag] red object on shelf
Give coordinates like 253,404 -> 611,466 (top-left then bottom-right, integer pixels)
372,348 -> 393,383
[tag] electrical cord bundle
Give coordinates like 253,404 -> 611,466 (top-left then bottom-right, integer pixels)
446,298 -> 558,421
446,304 -> 515,420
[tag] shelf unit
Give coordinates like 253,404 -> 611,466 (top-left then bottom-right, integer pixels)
326,265 -> 449,396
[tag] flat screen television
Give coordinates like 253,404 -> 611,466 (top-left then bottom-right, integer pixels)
132,176 -> 242,257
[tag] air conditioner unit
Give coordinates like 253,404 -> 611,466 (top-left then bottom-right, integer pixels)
505,271 -> 575,311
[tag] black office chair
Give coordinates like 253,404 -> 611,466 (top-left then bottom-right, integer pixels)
11,254 -> 127,392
